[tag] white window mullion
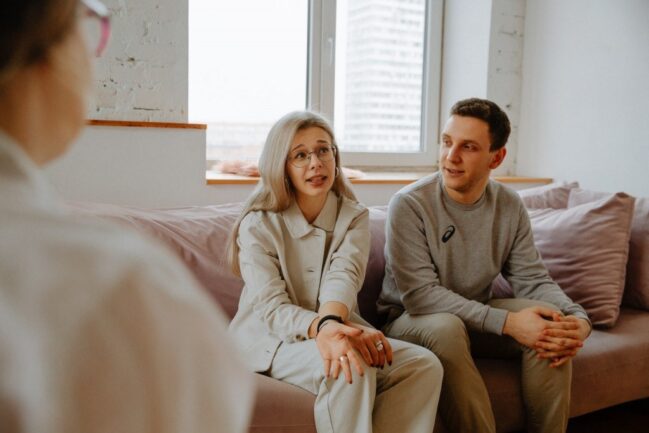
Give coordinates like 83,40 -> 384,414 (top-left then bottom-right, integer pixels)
334,0 -> 443,168
308,0 -> 336,120
420,0 -> 444,165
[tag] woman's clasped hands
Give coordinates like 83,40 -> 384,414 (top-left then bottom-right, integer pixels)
315,320 -> 393,384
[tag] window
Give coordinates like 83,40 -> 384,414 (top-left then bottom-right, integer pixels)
190,0 -> 443,168
188,0 -> 308,162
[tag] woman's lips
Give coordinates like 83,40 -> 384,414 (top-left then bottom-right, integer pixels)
307,175 -> 327,186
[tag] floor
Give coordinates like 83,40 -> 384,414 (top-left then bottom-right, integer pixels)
566,398 -> 649,433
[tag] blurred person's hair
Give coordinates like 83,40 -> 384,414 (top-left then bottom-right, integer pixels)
0,0 -> 78,91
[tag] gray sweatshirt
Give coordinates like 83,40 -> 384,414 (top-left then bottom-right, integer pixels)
378,172 -> 589,335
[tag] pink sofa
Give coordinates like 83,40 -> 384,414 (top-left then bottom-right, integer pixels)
69,190 -> 649,433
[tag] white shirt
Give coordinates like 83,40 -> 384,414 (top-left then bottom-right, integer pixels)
0,131 -> 254,433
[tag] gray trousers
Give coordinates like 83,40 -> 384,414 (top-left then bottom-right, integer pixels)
384,299 -> 572,433
269,338 -> 443,433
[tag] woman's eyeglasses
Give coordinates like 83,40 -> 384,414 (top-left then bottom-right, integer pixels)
288,145 -> 336,168
80,0 -> 111,57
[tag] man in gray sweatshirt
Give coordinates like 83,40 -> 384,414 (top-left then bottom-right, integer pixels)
377,98 -> 591,433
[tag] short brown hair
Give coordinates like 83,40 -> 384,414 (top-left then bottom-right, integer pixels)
451,98 -> 511,151
0,0 -> 77,90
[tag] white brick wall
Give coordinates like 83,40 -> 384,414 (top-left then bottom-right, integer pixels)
487,0 -> 526,176
89,0 -> 188,122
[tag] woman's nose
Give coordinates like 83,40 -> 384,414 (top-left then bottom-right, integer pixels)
308,152 -> 323,168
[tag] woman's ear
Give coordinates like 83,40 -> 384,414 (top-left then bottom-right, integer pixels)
489,147 -> 507,169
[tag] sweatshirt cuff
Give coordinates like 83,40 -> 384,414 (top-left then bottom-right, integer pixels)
568,310 -> 591,325
484,307 -> 509,335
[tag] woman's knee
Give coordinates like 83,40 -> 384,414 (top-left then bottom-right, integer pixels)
327,367 -> 377,398
393,343 -> 444,383
421,350 -> 444,384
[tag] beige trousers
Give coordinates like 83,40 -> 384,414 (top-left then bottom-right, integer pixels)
384,299 -> 572,433
269,338 -> 443,433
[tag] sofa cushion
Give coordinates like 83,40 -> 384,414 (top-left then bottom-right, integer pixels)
68,202 -> 245,319
569,189 -> 649,312
494,193 -> 635,327
250,374 -> 316,433
517,181 -> 579,209
473,308 -> 649,432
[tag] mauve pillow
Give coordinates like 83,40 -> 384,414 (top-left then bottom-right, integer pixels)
569,190 -> 649,312
517,181 -> 579,209
494,193 -> 635,327
68,202 -> 245,319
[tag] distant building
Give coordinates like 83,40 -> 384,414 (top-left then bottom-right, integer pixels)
342,0 -> 425,152
206,122 -> 271,162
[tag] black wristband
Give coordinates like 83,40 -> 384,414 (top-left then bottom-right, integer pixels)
316,314 -> 343,335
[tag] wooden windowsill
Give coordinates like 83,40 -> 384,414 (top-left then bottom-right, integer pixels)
87,119 -> 207,130
206,170 -> 553,186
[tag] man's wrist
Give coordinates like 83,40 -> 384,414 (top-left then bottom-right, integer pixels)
502,311 -> 514,336
577,317 -> 592,339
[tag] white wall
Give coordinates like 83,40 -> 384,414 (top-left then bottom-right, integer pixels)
439,0 -> 527,176
91,0 -> 188,121
517,0 -> 649,197
438,0 -> 493,126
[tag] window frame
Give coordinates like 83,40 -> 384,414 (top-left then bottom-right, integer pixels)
308,0 -> 444,168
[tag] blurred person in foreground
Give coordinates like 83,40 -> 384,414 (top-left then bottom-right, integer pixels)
0,1 -> 254,432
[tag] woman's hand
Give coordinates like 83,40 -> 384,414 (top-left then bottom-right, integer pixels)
315,322 -> 364,383
345,322 -> 393,368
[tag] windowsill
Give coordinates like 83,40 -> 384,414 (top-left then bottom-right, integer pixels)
206,170 -> 553,186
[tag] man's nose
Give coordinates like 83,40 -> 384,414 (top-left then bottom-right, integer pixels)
446,144 -> 461,162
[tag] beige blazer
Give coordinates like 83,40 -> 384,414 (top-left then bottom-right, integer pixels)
228,191 -> 370,372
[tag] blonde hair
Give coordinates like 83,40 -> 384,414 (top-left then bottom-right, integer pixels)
227,110 -> 357,276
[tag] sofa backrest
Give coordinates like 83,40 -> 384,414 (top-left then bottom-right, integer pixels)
69,202 -> 246,318
69,202 -> 390,325
70,190 -> 649,329
359,206 -> 389,328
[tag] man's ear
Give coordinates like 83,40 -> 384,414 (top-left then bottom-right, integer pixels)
489,147 -> 507,169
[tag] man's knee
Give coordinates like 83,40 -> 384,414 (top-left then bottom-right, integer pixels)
389,313 -> 470,356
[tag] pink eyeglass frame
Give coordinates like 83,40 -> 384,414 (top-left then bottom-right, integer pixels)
81,0 -> 111,57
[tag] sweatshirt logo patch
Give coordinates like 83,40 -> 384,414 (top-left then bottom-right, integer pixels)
442,225 -> 456,243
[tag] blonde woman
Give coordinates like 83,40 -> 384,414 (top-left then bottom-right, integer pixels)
228,111 -> 442,433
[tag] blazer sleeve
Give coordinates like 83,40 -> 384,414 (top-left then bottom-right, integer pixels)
319,208 -> 370,313
237,213 -> 319,341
